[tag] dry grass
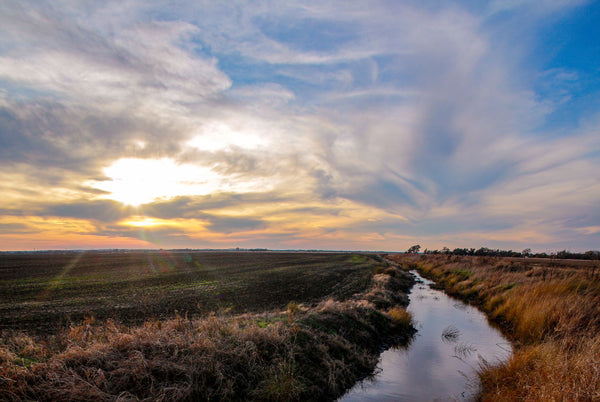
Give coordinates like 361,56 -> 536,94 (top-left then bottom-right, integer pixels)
391,254 -> 600,401
441,325 -> 460,343
480,336 -> 600,401
386,307 -> 413,329
0,266 -> 415,401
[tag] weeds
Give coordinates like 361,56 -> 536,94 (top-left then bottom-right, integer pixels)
453,342 -> 476,359
441,325 -> 460,343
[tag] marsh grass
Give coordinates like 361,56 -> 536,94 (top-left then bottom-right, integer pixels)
453,342 -> 476,359
392,254 -> 600,401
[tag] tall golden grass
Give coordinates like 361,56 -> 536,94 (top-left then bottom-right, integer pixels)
392,254 -> 600,401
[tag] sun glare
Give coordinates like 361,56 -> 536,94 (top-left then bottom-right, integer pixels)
121,217 -> 171,227
91,157 -> 269,206
91,158 -> 222,206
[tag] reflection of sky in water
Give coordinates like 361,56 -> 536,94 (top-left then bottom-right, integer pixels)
341,271 -> 512,401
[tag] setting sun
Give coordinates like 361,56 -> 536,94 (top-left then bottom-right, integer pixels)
91,158 -> 223,206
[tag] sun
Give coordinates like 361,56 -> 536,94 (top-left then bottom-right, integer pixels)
91,158 -> 222,206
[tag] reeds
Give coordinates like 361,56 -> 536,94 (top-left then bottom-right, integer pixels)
441,325 -> 460,343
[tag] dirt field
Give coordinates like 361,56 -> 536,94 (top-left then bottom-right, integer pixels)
0,250 -> 376,334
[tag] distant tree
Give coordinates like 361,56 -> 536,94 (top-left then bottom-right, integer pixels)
585,250 -> 600,260
475,247 -> 490,256
522,248 -> 532,257
441,246 -> 450,255
453,248 -> 468,256
406,244 -> 421,254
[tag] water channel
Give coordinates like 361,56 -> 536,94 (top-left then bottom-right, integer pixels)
341,271 -> 512,401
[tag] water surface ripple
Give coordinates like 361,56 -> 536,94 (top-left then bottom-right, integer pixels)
341,270 -> 511,401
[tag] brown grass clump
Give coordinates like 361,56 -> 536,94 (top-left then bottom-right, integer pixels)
287,301 -> 300,323
256,360 -> 305,400
386,307 -> 413,329
480,336 -> 600,400
390,254 -> 600,401
0,263 -> 415,401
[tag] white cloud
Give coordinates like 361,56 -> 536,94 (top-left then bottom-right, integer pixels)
0,0 -> 598,250
0,18 -> 230,111
487,0 -> 590,16
227,83 -> 296,108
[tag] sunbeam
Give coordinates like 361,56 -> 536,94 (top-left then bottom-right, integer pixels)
37,251 -> 85,301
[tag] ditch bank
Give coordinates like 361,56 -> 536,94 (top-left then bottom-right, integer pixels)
341,269 -> 511,401
391,254 -> 600,401
0,265 -> 415,401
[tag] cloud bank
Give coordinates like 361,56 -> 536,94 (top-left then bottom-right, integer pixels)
0,0 -> 598,252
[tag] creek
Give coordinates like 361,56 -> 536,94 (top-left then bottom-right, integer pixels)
341,270 -> 512,401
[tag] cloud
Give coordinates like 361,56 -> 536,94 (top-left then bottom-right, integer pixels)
205,216 -> 268,234
0,223 -> 33,233
0,1 -> 232,185
44,200 -> 133,223
143,193 -> 292,219
0,0 -> 599,251
227,83 -> 296,108
0,3 -> 231,105
486,0 -> 590,16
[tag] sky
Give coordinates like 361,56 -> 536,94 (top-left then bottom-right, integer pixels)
0,0 -> 599,252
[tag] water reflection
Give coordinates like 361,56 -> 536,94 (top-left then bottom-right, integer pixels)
341,271 -> 512,401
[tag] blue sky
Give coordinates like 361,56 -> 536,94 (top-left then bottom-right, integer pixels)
0,0 -> 598,252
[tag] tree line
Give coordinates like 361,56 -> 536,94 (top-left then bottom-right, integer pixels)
404,244 -> 600,260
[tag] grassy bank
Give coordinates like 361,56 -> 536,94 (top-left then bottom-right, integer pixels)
0,252 -> 415,400
390,254 -> 600,401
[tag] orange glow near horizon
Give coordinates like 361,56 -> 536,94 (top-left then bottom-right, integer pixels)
0,233 -> 153,251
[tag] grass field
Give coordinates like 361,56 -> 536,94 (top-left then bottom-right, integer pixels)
0,250 -> 414,400
391,254 -> 600,401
